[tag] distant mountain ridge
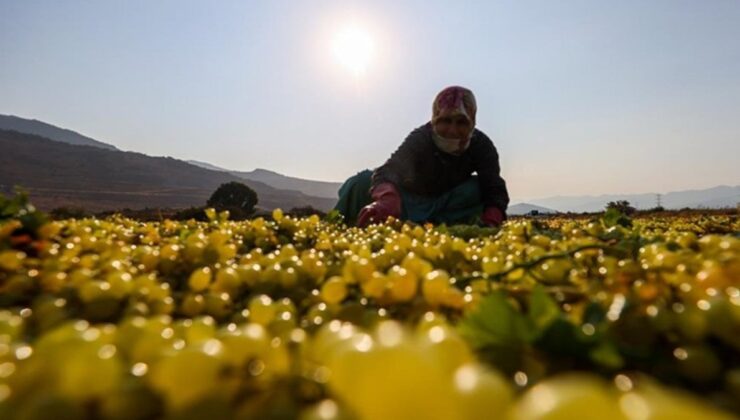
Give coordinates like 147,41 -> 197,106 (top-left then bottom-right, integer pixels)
0,129 -> 336,212
526,185 -> 740,212
188,160 -> 342,199
507,203 -> 557,215
0,114 -> 118,151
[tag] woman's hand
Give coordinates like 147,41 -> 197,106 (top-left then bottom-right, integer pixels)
481,206 -> 505,227
357,183 -> 402,227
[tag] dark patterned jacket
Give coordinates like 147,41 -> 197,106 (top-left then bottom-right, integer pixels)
371,122 -> 510,214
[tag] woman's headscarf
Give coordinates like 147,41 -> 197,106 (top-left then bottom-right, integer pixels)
432,86 -> 477,126
431,86 -> 477,155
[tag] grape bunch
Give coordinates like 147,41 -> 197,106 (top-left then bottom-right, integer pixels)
0,197 -> 738,419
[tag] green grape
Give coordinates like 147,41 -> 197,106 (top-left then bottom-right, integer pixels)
0,251 -> 25,271
11,392 -> 86,420
98,379 -> 163,420
328,325 -> 459,420
188,267 -> 212,292
147,347 -> 228,411
423,270 -> 451,306
204,292 -> 233,319
360,272 -> 387,299
321,276 -> 348,304
511,374 -> 623,420
53,342 -> 124,400
453,363 -> 513,419
180,293 -> 206,317
106,271 -> 134,298
619,377 -> 735,420
0,311 -> 24,342
217,323 -> 270,367
236,263 -> 262,286
416,324 -> 474,375
387,266 -> 418,303
248,295 -> 276,325
212,267 -> 241,294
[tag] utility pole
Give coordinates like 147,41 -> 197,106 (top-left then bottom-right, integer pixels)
656,194 -> 662,209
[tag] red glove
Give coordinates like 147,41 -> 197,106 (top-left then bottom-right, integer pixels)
481,206 -> 505,227
357,183 -> 402,227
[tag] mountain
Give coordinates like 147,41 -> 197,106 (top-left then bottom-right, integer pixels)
0,129 -> 337,213
188,160 -> 342,199
187,160 -> 229,172
507,203 -> 557,215
527,185 -> 740,213
0,114 -> 118,151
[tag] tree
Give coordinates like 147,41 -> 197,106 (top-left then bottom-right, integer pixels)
605,200 -> 636,215
207,182 -> 258,215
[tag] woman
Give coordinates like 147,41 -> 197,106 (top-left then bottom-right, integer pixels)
334,86 -> 509,227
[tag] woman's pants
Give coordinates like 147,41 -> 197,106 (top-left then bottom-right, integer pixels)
333,169 -> 484,226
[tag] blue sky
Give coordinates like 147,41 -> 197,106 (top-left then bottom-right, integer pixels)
1,0 -> 739,202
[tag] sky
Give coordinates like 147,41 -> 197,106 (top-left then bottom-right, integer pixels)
1,0 -> 739,202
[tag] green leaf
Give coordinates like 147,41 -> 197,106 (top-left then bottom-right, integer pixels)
0,189 -> 48,234
589,341 -> 625,370
602,208 -> 632,228
534,318 -> 588,358
458,292 -> 530,349
324,209 -> 344,225
528,285 -> 561,335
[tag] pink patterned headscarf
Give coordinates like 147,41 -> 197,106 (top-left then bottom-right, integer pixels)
432,86 -> 477,125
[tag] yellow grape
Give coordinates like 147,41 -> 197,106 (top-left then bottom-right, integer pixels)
321,276 -> 348,304
423,270 -> 451,306
248,295 -> 276,325
387,265 -> 418,302
188,267 -> 212,292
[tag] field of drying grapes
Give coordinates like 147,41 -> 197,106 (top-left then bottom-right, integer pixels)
1,193 -> 739,419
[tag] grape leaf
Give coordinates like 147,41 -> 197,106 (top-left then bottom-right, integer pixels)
458,291 -> 530,349
528,285 -> 561,336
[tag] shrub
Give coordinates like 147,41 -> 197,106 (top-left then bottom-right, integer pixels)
207,182 -> 258,215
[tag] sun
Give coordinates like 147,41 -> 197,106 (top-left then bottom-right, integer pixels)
331,24 -> 375,78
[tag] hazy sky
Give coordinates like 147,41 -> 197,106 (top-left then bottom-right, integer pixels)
1,0 -> 739,202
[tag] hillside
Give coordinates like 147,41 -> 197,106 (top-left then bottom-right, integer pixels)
0,114 -> 118,151
507,203 -> 557,215
528,185 -> 740,212
188,160 -> 342,199
0,129 -> 336,212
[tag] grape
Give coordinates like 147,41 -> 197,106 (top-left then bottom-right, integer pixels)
272,208 -> 284,222
0,203 -> 737,418
210,267 -> 240,293
453,363 -> 513,419
360,272 -> 387,299
217,323 -> 270,367
53,342 -> 124,399
321,276 -> 348,304
188,267 -> 212,292
180,293 -> 206,317
387,266 -> 418,302
619,377 -> 735,420
147,347 -> 227,410
248,295 -> 276,325
511,374 -> 623,420
0,251 -> 25,271
423,270 -> 451,306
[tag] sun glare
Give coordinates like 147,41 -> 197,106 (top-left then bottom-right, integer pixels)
332,25 -> 374,78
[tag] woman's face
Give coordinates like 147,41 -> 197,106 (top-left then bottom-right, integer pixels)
433,114 -> 473,140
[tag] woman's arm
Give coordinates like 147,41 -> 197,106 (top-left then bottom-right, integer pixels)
371,125 -> 428,191
474,133 -> 510,214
